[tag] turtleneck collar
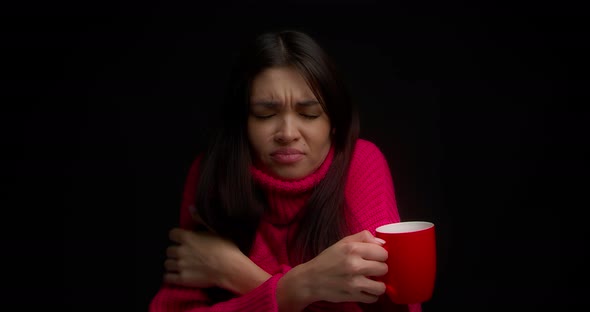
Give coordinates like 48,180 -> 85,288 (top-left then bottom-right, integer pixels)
250,146 -> 335,225
250,146 -> 334,194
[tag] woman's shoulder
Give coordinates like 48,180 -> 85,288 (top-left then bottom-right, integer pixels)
353,138 -> 380,153
345,139 -> 400,233
350,138 -> 388,167
179,153 -> 206,230
183,153 -> 205,190
191,152 -> 205,166
347,138 -> 393,187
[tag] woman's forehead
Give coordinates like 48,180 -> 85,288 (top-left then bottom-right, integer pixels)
250,67 -> 316,99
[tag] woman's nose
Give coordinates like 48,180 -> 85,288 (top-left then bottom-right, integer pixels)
275,117 -> 300,144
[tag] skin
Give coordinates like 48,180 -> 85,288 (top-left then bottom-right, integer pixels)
163,67 -> 388,311
248,66 -> 332,180
164,229 -> 271,294
166,228 -> 388,310
276,230 -> 388,310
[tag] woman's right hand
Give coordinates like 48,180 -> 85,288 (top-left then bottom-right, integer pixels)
277,230 -> 388,311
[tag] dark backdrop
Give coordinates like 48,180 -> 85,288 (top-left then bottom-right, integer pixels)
3,0 -> 588,311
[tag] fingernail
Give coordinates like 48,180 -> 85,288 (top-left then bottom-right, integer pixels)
375,238 -> 386,245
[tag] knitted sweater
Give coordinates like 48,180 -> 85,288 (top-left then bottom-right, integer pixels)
150,139 -> 422,312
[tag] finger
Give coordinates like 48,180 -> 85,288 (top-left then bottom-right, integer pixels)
341,230 -> 383,245
356,277 -> 387,297
358,260 -> 388,277
352,243 -> 388,262
354,290 -> 381,304
163,272 -> 181,285
169,228 -> 188,244
166,246 -> 179,259
164,259 -> 179,272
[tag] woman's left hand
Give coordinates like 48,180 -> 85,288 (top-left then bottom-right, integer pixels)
164,228 -> 241,288
163,228 -> 271,294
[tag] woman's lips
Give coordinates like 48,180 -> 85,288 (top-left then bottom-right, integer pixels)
270,149 -> 304,164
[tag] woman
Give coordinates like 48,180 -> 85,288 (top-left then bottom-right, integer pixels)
150,30 -> 421,312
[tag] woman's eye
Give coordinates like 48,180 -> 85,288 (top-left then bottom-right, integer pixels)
300,113 -> 319,119
254,114 -> 275,119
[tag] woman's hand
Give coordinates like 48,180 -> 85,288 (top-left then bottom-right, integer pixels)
164,228 -> 271,294
277,230 -> 388,311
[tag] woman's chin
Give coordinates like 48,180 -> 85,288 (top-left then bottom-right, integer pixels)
270,167 -> 310,180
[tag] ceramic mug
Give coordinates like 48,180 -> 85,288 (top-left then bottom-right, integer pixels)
375,221 -> 436,304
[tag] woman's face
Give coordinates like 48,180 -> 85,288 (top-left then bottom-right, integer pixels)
248,67 -> 332,180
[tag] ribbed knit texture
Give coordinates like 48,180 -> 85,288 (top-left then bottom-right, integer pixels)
150,139 -> 422,312
250,145 -> 334,225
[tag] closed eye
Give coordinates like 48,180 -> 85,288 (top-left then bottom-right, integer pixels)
253,114 -> 275,119
300,113 -> 320,120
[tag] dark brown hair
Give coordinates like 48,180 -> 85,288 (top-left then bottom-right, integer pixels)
194,30 -> 359,264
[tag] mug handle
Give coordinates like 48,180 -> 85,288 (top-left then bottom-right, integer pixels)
385,284 -> 398,300
377,239 -> 399,302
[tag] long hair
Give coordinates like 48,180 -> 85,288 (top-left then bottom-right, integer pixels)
194,30 -> 359,264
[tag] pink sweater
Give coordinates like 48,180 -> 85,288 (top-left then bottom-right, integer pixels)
150,139 -> 422,312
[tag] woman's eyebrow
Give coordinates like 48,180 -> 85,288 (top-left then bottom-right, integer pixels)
251,99 -> 320,107
296,100 -> 320,106
251,100 -> 280,108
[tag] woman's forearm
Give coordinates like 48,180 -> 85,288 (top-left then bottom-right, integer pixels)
276,263 -> 313,312
219,254 -> 313,311
217,253 -> 272,295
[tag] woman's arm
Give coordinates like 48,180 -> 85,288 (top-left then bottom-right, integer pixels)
165,228 -> 271,295
275,230 -> 393,312
149,274 -> 287,312
345,139 -> 422,312
150,156 -> 282,311
151,145 -> 419,311
158,229 -> 391,312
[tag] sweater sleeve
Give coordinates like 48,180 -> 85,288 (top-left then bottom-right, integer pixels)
149,274 -> 285,312
344,140 -> 422,312
149,155 -> 285,312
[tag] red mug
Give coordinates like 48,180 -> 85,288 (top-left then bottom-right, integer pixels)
375,221 -> 436,304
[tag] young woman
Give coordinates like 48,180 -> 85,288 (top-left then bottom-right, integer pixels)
150,30 -> 421,312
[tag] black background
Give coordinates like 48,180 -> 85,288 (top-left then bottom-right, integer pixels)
3,0 -> 588,311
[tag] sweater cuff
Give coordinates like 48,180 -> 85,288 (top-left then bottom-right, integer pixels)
209,269 -> 288,312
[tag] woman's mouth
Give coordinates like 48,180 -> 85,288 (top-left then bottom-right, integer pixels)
270,148 -> 304,164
